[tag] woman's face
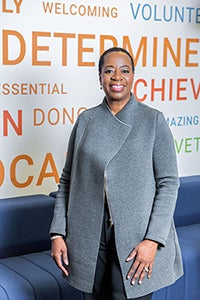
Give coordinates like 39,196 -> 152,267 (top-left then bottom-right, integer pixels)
99,51 -> 134,104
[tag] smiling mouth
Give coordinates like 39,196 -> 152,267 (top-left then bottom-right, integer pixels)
110,84 -> 124,92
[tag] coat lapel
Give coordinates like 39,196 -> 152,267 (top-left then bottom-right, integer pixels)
98,95 -> 139,164
115,94 -> 139,125
83,98 -> 133,170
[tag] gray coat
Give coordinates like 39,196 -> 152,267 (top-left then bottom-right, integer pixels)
50,95 -> 183,298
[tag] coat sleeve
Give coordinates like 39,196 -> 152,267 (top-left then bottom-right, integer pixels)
144,112 -> 179,247
49,121 -> 78,237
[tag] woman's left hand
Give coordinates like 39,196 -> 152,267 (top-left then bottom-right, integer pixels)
126,240 -> 158,285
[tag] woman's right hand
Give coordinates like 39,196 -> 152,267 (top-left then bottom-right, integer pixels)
51,237 -> 69,277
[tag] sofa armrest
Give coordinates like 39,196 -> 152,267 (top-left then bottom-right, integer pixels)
0,194 -> 55,258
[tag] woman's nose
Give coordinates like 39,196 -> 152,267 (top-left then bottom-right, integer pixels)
111,69 -> 122,80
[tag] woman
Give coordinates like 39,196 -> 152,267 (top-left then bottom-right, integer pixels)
50,47 -> 183,300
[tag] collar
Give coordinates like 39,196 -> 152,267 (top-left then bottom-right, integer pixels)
102,94 -> 139,126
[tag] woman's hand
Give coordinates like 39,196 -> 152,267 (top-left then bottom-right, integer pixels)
126,240 -> 158,285
51,237 -> 69,277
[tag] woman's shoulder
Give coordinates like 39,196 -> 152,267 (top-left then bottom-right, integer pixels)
77,103 -> 103,120
132,97 -> 167,126
136,99 -> 161,116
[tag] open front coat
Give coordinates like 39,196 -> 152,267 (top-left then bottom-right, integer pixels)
50,95 -> 183,298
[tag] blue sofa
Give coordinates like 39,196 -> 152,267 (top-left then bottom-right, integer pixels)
0,194 -> 83,300
0,175 -> 199,300
152,175 -> 200,300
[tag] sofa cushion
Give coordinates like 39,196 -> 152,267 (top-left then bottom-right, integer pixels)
0,194 -> 55,258
153,223 -> 200,300
176,224 -> 200,300
0,251 -> 83,300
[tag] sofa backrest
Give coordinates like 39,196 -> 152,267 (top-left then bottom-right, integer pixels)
0,194 -> 55,259
174,175 -> 200,227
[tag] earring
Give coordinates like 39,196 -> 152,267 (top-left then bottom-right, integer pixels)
100,85 -> 102,90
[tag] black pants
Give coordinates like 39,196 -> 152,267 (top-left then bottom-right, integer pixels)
83,205 -> 153,300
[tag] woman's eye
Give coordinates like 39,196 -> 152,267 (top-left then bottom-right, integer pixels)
121,69 -> 130,73
104,69 -> 113,74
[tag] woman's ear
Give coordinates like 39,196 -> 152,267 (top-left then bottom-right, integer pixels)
99,73 -> 102,89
